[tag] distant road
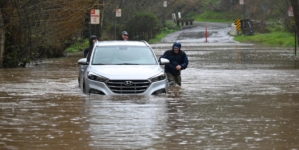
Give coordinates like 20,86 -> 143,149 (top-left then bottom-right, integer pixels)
160,22 -> 236,43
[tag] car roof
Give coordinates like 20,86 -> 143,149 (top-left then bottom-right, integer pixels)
94,40 -> 150,47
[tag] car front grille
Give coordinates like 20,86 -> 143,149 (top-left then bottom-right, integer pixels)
106,80 -> 150,94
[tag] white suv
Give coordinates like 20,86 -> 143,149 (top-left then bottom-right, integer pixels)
78,40 -> 169,95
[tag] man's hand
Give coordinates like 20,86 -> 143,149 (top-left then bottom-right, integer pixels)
176,65 -> 181,70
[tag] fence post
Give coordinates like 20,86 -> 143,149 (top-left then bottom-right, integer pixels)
205,26 -> 208,42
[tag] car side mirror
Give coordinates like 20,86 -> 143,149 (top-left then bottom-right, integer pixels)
78,58 -> 88,65
159,58 -> 170,65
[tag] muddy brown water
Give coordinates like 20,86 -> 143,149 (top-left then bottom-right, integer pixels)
1,44 -> 299,149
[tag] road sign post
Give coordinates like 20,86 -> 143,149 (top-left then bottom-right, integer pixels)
172,13 -> 176,23
90,9 -> 100,24
239,0 -> 244,4
288,6 -> 294,17
288,6 -> 296,56
115,8 -> 121,40
116,8 -> 122,17
163,1 -> 167,27
90,9 -> 100,36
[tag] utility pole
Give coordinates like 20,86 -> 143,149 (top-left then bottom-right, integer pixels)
115,0 -> 123,40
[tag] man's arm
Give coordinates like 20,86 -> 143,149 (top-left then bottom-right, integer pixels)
84,47 -> 89,58
180,52 -> 189,70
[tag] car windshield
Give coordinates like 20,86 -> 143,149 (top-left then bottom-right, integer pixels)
92,46 -> 157,65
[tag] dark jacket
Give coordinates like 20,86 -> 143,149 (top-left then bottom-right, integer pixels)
84,35 -> 97,58
159,49 -> 188,76
84,46 -> 94,63
84,46 -> 92,58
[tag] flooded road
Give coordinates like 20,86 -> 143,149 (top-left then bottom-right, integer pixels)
1,27 -> 299,149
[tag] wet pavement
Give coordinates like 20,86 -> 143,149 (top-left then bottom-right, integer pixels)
161,22 -> 234,43
1,23 -> 299,149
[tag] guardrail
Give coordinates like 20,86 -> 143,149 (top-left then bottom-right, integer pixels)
177,18 -> 194,27
130,31 -> 158,41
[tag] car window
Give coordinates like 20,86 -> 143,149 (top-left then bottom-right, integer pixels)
92,46 -> 157,65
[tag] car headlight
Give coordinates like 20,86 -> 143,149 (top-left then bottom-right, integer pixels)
87,71 -> 109,83
149,72 -> 166,82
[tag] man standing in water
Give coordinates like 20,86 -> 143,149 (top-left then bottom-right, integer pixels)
84,35 -> 97,58
159,42 -> 189,87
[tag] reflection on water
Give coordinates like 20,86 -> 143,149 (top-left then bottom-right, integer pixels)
1,46 -> 299,149
84,96 -> 168,149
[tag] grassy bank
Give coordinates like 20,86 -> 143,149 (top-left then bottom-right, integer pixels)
234,32 -> 296,47
65,39 -> 88,53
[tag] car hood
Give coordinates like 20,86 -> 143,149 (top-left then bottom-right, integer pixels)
88,65 -> 164,80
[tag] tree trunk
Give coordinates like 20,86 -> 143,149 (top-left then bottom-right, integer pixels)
0,9 -> 4,68
291,0 -> 299,44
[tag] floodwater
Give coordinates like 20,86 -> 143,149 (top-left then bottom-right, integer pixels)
1,28 -> 299,149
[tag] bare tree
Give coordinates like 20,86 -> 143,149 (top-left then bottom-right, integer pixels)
1,0 -> 96,67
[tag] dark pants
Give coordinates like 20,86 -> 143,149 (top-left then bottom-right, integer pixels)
167,73 -> 181,86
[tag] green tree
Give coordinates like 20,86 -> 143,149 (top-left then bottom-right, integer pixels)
126,12 -> 159,33
123,12 -> 160,41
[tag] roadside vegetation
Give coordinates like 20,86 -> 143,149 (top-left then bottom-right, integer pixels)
152,0 -> 296,47
1,0 -> 298,67
67,0 -> 296,55
65,39 -> 88,53
232,20 -> 296,47
66,20 -> 179,51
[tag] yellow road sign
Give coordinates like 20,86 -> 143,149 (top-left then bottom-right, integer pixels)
234,18 -> 241,31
